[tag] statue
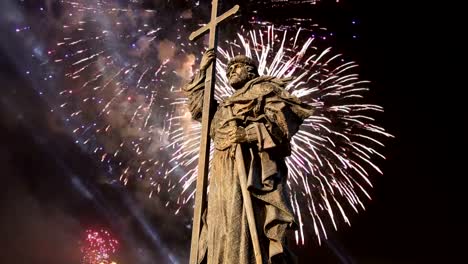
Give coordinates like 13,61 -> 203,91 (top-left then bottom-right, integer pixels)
183,49 -> 314,264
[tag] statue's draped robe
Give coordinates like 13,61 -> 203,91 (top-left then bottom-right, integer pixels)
183,70 -> 313,264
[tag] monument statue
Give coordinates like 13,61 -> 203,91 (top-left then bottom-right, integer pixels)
184,2 -> 313,263
183,49 -> 314,263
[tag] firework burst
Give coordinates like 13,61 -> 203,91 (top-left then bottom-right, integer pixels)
169,25 -> 392,244
80,228 -> 119,264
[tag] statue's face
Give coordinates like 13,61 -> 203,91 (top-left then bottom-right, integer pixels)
227,63 -> 251,90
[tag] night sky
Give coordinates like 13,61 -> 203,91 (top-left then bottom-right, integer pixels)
0,0 -> 461,263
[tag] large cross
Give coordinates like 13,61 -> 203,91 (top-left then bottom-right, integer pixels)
188,2 -> 239,264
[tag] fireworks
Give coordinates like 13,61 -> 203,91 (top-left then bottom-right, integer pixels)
48,0 -> 199,203
31,0 -> 391,244
169,25 -> 392,244
81,228 -> 119,264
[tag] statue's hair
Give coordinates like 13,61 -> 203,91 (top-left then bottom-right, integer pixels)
227,55 -> 259,78
227,55 -> 258,69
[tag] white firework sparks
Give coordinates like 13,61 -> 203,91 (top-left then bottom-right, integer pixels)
168,25 -> 392,244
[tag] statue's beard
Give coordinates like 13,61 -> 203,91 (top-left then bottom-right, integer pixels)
229,72 -> 251,90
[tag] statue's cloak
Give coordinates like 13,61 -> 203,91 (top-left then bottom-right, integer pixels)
184,73 -> 313,264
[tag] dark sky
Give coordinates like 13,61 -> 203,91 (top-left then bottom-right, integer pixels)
0,0 -> 462,263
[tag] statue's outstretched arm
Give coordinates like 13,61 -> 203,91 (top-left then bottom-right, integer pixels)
182,49 -> 217,122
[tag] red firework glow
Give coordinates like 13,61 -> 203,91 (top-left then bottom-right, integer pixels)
80,228 -> 119,264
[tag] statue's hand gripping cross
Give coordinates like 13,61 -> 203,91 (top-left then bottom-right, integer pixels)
187,2 -> 239,264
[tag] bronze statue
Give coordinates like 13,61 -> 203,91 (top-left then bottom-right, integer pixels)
183,49 -> 314,264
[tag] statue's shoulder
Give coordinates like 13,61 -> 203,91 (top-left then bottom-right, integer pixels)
249,76 -> 287,97
251,76 -> 296,100
250,81 -> 276,96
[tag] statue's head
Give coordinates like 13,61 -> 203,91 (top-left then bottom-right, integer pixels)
226,55 -> 259,90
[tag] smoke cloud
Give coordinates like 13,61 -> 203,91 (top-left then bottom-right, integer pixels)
157,39 -> 177,63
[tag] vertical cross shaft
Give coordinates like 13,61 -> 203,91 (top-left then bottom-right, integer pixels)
188,2 -> 239,264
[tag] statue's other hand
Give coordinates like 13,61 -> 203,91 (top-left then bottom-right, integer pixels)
200,48 -> 216,72
228,126 -> 247,144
